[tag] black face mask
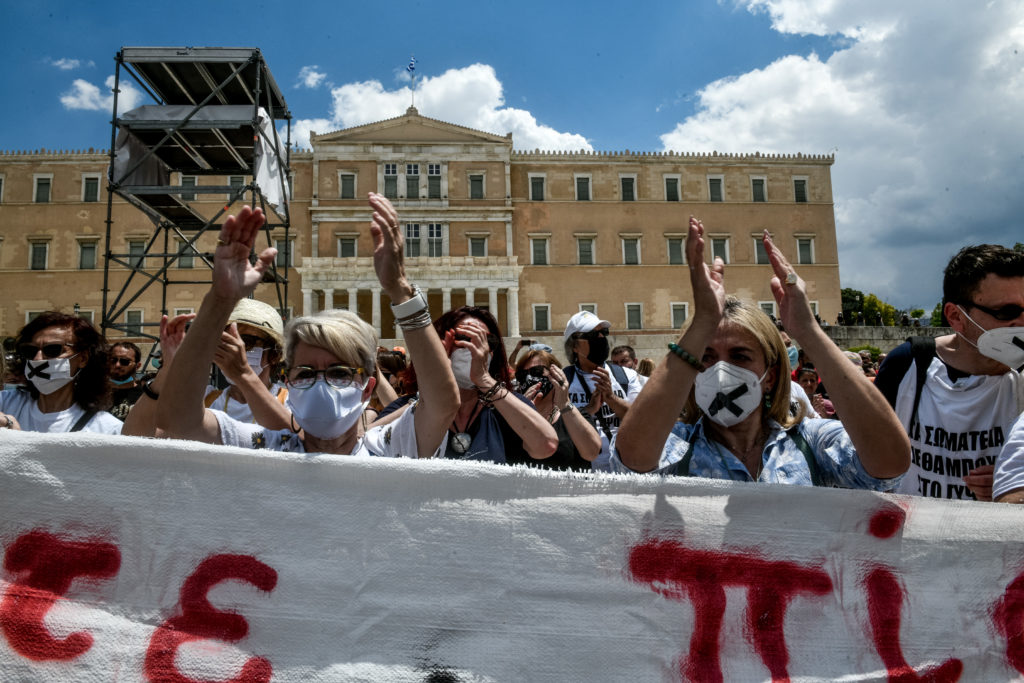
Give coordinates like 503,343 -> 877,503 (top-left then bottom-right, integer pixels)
585,334 -> 610,366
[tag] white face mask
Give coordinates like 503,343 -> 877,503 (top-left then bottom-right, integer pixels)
224,348 -> 268,386
25,355 -> 80,395
450,347 -> 490,390
285,381 -> 367,441
958,306 -> 1024,371
694,361 -> 769,427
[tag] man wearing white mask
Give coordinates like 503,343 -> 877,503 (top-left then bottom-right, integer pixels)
875,244 -> 1024,501
203,298 -> 290,428
0,312 -> 122,434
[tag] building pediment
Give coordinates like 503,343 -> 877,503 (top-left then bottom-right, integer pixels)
311,107 -> 512,147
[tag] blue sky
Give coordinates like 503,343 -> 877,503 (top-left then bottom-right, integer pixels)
3,1 -> 1022,312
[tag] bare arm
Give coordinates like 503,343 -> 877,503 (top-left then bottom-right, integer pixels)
369,193 -> 460,458
156,207 -> 275,444
763,230 -> 910,479
122,313 -> 195,437
617,217 -> 725,472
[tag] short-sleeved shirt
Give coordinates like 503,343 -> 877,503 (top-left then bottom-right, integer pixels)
993,413 -> 1024,500
565,363 -> 644,472
609,416 -> 902,490
0,387 -> 123,435
204,383 -> 288,424
214,397 -> 440,458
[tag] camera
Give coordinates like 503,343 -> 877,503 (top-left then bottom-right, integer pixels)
516,365 -> 552,396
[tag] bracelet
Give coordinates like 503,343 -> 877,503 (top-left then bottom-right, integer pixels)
667,342 -> 703,370
477,381 -> 507,406
141,378 -> 160,400
2,415 -> 11,428
390,284 -> 428,318
559,404 -> 575,415
397,308 -> 433,331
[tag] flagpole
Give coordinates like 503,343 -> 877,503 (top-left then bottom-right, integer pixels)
407,55 -> 417,109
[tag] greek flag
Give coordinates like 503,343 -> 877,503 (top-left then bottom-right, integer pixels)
407,56 -> 416,74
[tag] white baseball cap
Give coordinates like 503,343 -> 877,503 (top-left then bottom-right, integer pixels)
564,311 -> 610,340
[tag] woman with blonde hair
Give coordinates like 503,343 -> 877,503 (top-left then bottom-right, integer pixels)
612,218 -> 909,487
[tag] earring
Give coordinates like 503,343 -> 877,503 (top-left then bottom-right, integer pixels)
763,394 -> 772,410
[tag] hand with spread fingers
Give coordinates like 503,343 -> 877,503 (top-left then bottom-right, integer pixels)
212,206 -> 276,302
547,365 -> 570,409
686,215 -> 727,324
454,319 -> 494,390
158,312 -> 196,369
763,229 -> 814,338
368,192 -> 412,303
213,322 -> 252,384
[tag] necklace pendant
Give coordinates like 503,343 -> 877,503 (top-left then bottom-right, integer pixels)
450,432 -> 472,455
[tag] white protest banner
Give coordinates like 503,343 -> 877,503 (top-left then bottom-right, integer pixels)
2,430 -> 1024,682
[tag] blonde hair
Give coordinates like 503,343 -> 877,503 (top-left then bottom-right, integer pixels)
283,310 -> 378,376
682,296 -> 801,428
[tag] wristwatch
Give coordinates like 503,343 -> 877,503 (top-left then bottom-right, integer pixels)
559,404 -> 575,415
390,284 -> 428,318
141,378 -> 160,400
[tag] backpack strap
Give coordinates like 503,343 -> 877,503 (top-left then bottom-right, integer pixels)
69,409 -> 97,432
204,388 -> 223,409
564,364 -> 614,442
607,362 -> 630,396
907,336 -> 937,431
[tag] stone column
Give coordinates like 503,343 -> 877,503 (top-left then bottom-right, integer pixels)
465,287 -> 475,307
347,287 -> 359,313
302,288 -> 313,315
371,287 -> 382,336
488,286 -> 498,315
507,286 -> 520,337
323,288 -> 334,310
442,287 -> 452,313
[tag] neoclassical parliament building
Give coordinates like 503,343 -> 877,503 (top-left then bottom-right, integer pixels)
0,104 -> 839,353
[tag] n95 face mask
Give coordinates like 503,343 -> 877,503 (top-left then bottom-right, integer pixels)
694,361 -> 769,427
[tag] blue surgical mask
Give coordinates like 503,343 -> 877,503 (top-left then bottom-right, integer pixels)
787,345 -> 799,370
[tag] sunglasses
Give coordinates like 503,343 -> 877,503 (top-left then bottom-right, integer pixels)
515,365 -> 547,384
286,364 -> 365,389
18,343 -> 72,360
239,334 -> 273,350
110,357 -> 135,367
967,301 -> 1024,322
580,328 -> 609,341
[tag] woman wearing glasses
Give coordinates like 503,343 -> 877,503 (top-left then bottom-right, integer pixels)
155,194 -> 459,457
1,312 -> 122,433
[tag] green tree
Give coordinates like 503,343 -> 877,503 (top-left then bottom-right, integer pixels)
910,308 -> 925,319
841,288 -> 865,323
930,302 -> 946,327
1014,242 -> 1023,254
862,293 -> 897,326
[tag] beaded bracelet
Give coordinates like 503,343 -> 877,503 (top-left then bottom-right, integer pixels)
667,342 -> 703,370
477,381 -> 508,406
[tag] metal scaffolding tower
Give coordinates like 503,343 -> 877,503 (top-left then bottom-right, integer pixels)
102,46 -> 292,347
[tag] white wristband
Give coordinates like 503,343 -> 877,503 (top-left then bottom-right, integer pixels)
390,284 -> 428,319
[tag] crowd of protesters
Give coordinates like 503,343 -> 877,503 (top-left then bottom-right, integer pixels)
3,195 -> 1022,503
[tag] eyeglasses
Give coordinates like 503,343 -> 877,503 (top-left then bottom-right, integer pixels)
239,334 -> 273,350
110,357 -> 135,367
967,301 -> 1024,322
18,343 -> 72,360
286,364 -> 365,389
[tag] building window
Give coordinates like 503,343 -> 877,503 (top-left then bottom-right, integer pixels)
625,303 -> 643,330
469,236 -> 487,257
751,177 -> 766,202
711,237 -> 729,264
125,310 -> 143,336
275,239 -> 293,267
622,237 -> 640,265
671,303 -> 689,329
575,174 -> 591,201
406,163 -> 420,199
337,237 -> 357,258
25,311 -> 45,324
176,239 -> 194,269
405,224 -> 421,257
759,302 -> 777,319
180,175 -> 197,201
620,175 -> 636,201
34,175 -> 52,203
339,172 -> 356,199
533,304 -> 551,332
530,237 -> 549,265
174,307 -> 195,317
0,175 -> 5,203
754,236 -> 770,264
427,223 -> 443,257
797,237 -> 814,264
29,241 -> 49,270
667,237 -> 685,265
665,176 -> 680,202
529,174 -> 545,201
82,174 -> 101,202
427,164 -> 441,199
228,175 -> 245,199
708,176 -> 724,202
384,163 -> 398,199
78,241 -> 98,270
577,237 -> 594,265
128,240 -> 146,269
469,173 -> 485,199
579,303 -> 597,315
794,178 -> 808,203
76,309 -> 95,324
809,301 -> 819,317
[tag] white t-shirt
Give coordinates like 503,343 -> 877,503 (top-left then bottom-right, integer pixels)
204,383 -> 288,424
993,413 -> 1024,500
213,398 -> 442,458
892,357 -> 1023,499
0,388 -> 123,435
566,363 -> 644,472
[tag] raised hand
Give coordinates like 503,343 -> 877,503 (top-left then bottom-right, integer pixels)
368,192 -> 411,302
158,312 -> 196,368
213,323 -> 251,383
763,230 -> 814,337
686,216 -> 726,324
212,206 -> 275,302
454,319 -> 493,389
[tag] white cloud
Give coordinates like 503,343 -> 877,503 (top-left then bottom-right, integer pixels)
60,75 -> 144,114
663,0 -> 1024,309
296,65 -> 327,89
47,57 -> 94,70
290,63 -> 591,152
